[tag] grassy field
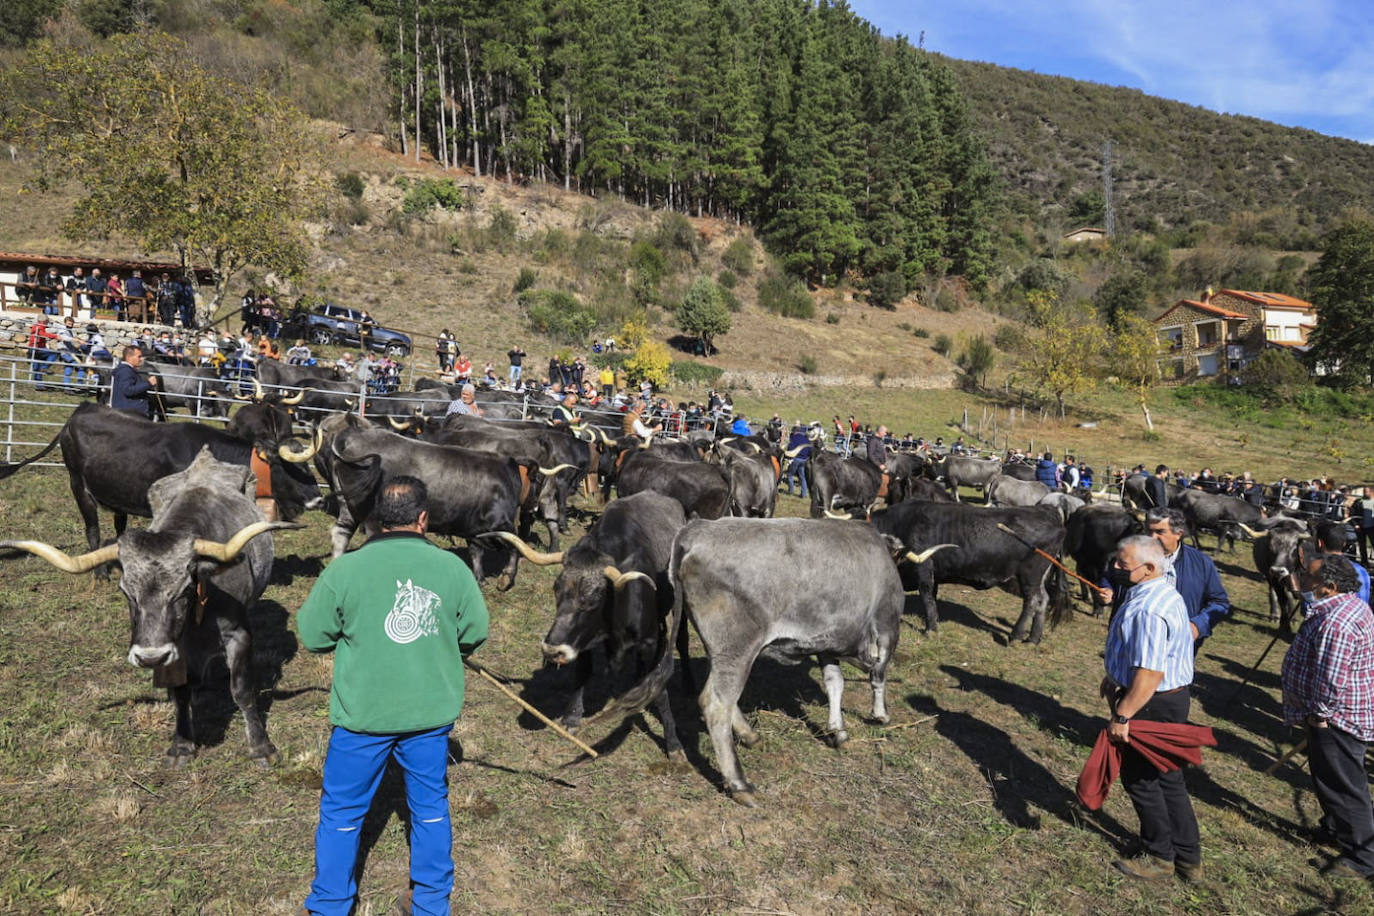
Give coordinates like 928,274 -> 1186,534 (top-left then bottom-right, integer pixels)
1,414 -> 1372,915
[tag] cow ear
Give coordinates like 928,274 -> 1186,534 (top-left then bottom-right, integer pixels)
880,534 -> 905,555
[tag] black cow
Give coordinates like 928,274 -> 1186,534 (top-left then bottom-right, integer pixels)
595,518 -> 926,804
1244,517 -> 1310,632
1000,462 -> 1039,482
1064,504 -> 1142,615
0,403 -> 322,575
0,448 -> 298,764
1177,488 -> 1265,552
320,425 -> 528,588
870,501 -> 1070,644
226,401 -> 295,445
885,452 -> 932,503
806,449 -> 882,518
495,492 -> 690,758
714,441 -> 779,518
615,450 -> 731,520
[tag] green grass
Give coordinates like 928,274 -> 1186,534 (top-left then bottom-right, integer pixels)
0,456 -> 1369,914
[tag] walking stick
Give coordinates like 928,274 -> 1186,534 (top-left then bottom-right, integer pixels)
464,659 -> 599,759
1219,630 -> 1283,716
994,522 -> 1099,591
1265,736 -> 1307,776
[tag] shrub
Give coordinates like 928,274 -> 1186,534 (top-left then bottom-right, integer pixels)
337,197 -> 368,226
956,335 -> 995,387
993,324 -> 1023,351
758,272 -> 815,319
1016,259 -> 1071,296
868,271 -> 906,309
457,257 -> 478,275
717,269 -> 738,290
721,238 -> 754,275
912,327 -> 930,338
1239,348 -> 1310,393
897,321 -> 911,332
513,267 -> 537,294
799,354 -> 818,375
541,228 -> 570,258
653,211 -> 698,259
631,240 -> 667,303
590,350 -> 629,370
401,178 -> 465,215
933,333 -> 953,356
336,171 -> 365,199
721,289 -> 741,313
625,339 -> 672,388
487,204 -> 518,247
520,289 -> 597,344
825,312 -> 840,325
619,316 -> 650,350
588,279 -> 640,329
670,361 -> 725,386
934,286 -> 962,313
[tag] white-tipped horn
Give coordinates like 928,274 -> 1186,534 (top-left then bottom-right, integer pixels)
748,442 -> 761,454
784,445 -> 803,458
388,416 -> 410,431
278,388 -> 304,405
193,521 -> 301,563
0,540 -> 119,573
719,437 -> 735,445
253,377 -> 267,402
538,463 -> 576,476
603,566 -> 655,590
279,427 -> 322,462
485,530 -> 563,565
1237,522 -> 1268,539
824,509 -> 854,520
904,543 -> 957,564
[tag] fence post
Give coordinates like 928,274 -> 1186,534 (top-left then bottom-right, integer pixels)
5,358 -> 15,464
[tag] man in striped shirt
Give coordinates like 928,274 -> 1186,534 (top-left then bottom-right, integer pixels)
1282,552 -> 1374,880
1100,535 -> 1202,881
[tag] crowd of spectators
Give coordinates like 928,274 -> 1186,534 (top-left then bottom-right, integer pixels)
14,264 -> 195,325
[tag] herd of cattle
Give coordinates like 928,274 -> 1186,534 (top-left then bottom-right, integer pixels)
0,375 -> 1328,802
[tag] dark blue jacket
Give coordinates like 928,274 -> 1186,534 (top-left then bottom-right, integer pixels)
785,430 -> 812,461
110,362 -> 154,416
1112,543 -> 1230,643
1035,458 -> 1058,488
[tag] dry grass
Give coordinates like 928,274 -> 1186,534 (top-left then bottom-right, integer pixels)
0,461 -> 1371,914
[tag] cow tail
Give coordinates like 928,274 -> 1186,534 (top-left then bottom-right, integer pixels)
0,425 -> 63,480
586,540 -> 684,726
1048,563 -> 1073,630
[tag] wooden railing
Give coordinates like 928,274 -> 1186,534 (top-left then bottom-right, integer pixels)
1,279 -> 160,323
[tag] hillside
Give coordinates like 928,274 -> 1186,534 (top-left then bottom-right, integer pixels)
943,56 -> 1374,244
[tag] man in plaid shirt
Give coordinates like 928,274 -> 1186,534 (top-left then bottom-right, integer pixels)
1282,551 -> 1374,879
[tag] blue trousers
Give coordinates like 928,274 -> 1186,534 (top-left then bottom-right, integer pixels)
305,724 -> 454,916
784,458 -> 808,497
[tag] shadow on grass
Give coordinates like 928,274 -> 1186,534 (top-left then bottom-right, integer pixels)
901,588 -> 1014,645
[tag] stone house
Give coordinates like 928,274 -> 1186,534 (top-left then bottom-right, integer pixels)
1152,288 -> 1317,383
1061,226 -> 1107,244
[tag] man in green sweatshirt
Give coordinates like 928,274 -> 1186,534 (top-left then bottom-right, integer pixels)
298,475 -> 489,916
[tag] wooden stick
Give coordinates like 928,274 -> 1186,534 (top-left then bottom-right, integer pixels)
465,659 -> 599,759
1265,736 -> 1307,776
994,522 -> 1099,590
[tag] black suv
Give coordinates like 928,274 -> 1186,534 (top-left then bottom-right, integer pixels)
282,303 -> 411,357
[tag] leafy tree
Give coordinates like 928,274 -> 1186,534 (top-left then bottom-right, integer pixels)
1110,314 -> 1162,430
867,271 -> 906,310
1094,271 -> 1148,327
675,277 -> 731,355
1238,348 -> 1310,394
1021,291 -> 1105,417
1306,221 -> 1374,385
625,339 -> 672,389
956,335 -> 995,388
1067,191 -> 1104,225
3,33 -> 320,312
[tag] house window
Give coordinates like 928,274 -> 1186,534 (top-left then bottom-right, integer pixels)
1171,358 -> 1184,379
1265,326 -> 1278,341
1195,321 -> 1220,347
1159,327 -> 1184,350
1197,353 -> 1219,376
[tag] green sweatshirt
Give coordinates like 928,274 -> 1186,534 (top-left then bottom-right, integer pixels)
297,531 -> 489,734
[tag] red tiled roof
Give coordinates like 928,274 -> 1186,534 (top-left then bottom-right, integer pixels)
1218,289 -> 1314,310
1153,299 -> 1250,323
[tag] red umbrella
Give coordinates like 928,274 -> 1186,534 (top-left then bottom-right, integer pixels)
1076,720 -> 1218,810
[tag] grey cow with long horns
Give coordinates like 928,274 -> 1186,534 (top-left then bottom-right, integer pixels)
0,447 -> 300,765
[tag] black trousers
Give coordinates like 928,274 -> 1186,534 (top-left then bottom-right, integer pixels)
1121,688 -> 1201,865
1356,527 -> 1373,566
1307,723 -> 1374,874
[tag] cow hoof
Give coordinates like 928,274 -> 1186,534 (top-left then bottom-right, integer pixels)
558,719 -> 582,735
495,574 -> 515,592
870,713 -> 891,726
251,746 -> 280,767
737,730 -> 761,748
829,729 -> 850,748
730,788 -> 758,808
666,749 -> 688,766
165,748 -> 196,769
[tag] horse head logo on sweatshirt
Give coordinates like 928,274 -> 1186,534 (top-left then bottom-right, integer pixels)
384,579 -> 441,645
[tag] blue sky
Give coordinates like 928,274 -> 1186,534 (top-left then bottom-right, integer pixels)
847,1 -> 1374,143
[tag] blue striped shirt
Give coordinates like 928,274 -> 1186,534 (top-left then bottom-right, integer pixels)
1105,575 -> 1194,691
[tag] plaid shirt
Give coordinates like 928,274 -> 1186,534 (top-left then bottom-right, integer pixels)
1282,592 -> 1374,741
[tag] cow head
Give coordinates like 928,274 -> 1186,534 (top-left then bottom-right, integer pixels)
544,548 -> 655,666
0,521 -> 297,669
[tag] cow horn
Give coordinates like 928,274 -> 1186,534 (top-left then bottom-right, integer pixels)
784,445 -> 803,458
278,389 -> 304,405
0,540 -> 119,573
232,387 -> 253,401
538,463 -> 576,476
1237,522 -> 1268,539
484,530 -> 563,565
719,437 -> 735,445
597,428 -> 614,445
279,427 -> 322,462
603,566 -> 655,590
748,442 -> 761,454
193,521 -> 302,563
904,544 -> 957,564
388,416 -> 410,431
823,509 -> 854,520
